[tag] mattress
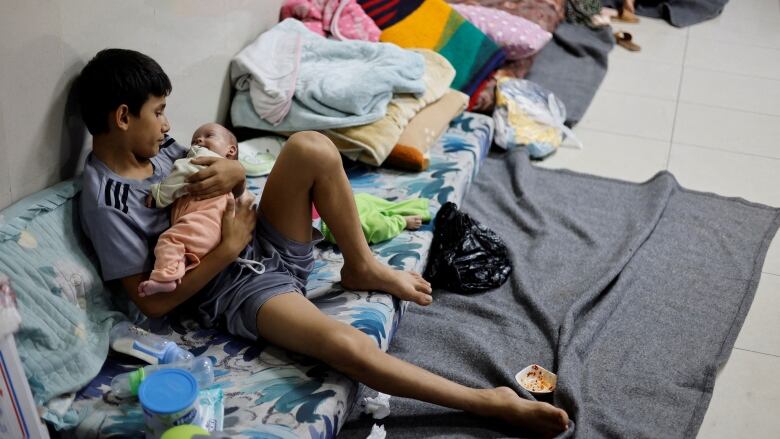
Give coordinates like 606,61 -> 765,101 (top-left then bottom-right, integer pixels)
66,112 -> 494,438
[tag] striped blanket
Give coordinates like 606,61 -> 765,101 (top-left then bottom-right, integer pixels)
358,0 -> 505,96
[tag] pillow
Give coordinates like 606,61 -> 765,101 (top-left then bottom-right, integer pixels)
385,89 -> 469,171
0,180 -> 124,428
450,4 -> 552,60
358,0 -> 506,96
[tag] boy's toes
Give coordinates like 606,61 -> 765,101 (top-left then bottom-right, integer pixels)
412,290 -> 433,305
414,277 -> 432,294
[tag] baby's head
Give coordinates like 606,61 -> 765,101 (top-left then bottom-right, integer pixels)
191,123 -> 238,160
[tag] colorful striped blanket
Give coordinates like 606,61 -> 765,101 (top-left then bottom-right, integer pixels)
358,0 -> 505,96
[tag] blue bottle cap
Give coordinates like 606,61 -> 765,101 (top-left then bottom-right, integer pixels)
138,369 -> 198,415
162,344 -> 194,364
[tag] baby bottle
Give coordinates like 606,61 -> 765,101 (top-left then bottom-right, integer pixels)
110,321 -> 194,365
110,356 -> 215,399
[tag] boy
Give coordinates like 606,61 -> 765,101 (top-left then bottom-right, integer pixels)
77,48 -> 568,436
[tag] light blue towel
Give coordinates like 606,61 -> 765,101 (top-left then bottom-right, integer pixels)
0,180 -> 125,429
230,18 -> 426,131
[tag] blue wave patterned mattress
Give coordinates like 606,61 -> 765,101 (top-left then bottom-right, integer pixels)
68,113 -> 493,438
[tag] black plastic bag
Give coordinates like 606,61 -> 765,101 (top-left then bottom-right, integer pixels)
424,202 -> 512,293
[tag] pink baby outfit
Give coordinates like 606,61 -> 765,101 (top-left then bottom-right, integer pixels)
150,194 -> 231,283
280,0 -> 381,41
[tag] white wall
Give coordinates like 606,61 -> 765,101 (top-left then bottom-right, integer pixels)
0,0 -> 284,210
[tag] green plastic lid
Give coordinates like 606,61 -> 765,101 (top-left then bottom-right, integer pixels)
160,424 -> 209,439
128,367 -> 145,395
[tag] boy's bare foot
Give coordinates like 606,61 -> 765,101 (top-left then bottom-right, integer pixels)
404,215 -> 423,230
341,261 -> 433,305
138,279 -> 177,297
479,387 -> 569,437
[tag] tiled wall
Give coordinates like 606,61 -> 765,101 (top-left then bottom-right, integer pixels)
0,0 -> 283,210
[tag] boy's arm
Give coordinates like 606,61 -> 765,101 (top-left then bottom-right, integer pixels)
121,195 -> 257,318
120,244 -> 237,318
187,157 -> 246,200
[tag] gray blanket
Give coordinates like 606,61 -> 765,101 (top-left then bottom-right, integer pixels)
603,0 -> 730,27
526,22 -> 614,126
340,150 -> 779,438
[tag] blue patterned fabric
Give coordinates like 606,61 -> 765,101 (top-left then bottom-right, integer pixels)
29,112 -> 492,438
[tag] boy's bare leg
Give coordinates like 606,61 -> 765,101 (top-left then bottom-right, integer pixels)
259,131 -> 433,305
257,293 -> 569,436
257,132 -> 569,435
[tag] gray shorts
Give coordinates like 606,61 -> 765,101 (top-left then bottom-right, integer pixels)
193,214 -> 324,341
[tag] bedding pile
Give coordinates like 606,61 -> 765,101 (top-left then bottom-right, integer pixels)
232,0 -> 570,168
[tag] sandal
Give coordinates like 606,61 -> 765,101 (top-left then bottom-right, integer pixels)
614,31 -> 641,51
614,9 -> 640,23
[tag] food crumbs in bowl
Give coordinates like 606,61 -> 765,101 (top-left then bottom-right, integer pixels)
516,364 -> 557,394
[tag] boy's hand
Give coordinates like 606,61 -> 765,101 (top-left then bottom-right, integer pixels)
219,195 -> 257,258
186,157 -> 245,200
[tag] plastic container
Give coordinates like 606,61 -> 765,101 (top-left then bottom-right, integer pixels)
139,369 -> 200,439
111,356 -> 214,399
515,364 -> 557,395
110,321 -> 193,365
160,424 -> 209,439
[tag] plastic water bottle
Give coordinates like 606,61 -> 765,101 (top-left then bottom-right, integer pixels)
110,356 -> 215,399
109,321 -> 193,365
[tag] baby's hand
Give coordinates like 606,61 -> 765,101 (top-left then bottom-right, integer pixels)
145,194 -> 153,208
239,190 -> 255,206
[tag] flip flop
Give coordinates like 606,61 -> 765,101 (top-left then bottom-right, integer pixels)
614,31 -> 641,51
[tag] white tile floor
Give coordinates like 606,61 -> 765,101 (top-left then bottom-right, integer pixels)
535,1 -> 780,437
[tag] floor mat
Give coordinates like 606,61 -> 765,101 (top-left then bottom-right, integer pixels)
340,149 -> 779,438
526,22 -> 614,126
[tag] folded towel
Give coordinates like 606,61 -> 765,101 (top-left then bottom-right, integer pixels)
325,49 -> 455,166
231,18 -> 426,131
231,24 -> 301,125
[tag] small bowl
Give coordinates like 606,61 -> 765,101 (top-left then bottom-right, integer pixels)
515,364 -> 557,394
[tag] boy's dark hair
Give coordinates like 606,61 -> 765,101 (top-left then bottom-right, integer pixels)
77,49 -> 172,135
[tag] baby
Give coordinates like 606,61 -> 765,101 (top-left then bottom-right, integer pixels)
138,123 -> 256,296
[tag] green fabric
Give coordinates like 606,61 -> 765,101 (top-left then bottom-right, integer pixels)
438,15 -> 496,91
0,180 -> 125,429
321,193 -> 431,245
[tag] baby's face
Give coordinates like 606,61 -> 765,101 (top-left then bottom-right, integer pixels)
191,123 -> 236,159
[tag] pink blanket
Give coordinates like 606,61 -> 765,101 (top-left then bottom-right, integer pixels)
280,0 -> 380,41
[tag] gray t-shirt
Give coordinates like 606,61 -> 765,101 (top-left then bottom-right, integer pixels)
79,136 -> 321,339
80,137 -> 188,280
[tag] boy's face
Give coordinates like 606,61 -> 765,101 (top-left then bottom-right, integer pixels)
191,123 -> 237,159
127,95 -> 170,158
